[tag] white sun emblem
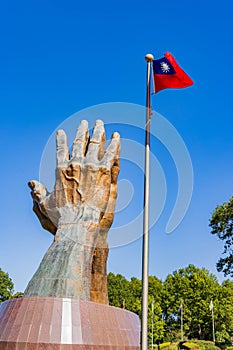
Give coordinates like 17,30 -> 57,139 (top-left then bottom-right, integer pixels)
160,62 -> 170,73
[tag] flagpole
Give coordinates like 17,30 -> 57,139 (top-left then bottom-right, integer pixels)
180,301 -> 184,341
211,299 -> 216,342
141,53 -> 154,350
151,299 -> 155,349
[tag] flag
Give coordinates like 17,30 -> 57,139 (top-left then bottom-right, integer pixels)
152,52 -> 194,93
209,299 -> 214,311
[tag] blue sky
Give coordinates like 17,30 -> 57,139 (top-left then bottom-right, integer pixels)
1,0 -> 233,293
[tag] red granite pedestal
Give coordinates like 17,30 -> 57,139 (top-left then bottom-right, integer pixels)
0,297 -> 140,350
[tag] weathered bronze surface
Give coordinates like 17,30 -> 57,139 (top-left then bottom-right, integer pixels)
24,120 -> 120,303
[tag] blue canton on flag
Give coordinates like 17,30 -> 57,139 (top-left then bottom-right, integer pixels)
153,57 -> 176,75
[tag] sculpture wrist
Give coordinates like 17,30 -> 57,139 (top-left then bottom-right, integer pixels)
55,204 -> 101,247
24,215 -> 101,299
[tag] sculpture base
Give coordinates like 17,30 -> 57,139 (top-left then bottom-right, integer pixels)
0,297 -> 140,350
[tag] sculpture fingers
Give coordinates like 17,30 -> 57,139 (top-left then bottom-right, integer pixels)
99,183 -> 117,232
28,180 -> 48,203
111,158 -> 120,185
102,132 -> 120,170
56,129 -> 69,167
86,120 -> 106,161
72,120 -> 89,160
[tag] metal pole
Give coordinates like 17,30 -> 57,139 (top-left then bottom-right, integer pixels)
152,299 -> 155,349
212,301 -> 215,342
180,302 -> 184,341
141,53 -> 154,350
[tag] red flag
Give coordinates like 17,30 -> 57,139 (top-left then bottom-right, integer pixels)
153,52 -> 194,93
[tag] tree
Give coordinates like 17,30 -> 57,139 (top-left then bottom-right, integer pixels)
11,292 -> 23,299
0,268 -> 14,303
107,272 -> 130,308
162,265 -> 219,341
214,280 -> 233,341
107,273 -> 165,344
209,196 -> 233,277
108,267 -> 233,343
148,276 -> 165,344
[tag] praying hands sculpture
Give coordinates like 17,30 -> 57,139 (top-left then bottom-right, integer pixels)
24,120 -> 120,303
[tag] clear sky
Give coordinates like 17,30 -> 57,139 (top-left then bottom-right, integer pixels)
1,0 -> 233,293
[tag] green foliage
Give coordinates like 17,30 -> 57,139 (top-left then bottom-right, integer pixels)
0,268 -> 23,303
0,267 -> 14,303
108,265 -> 233,344
108,273 -> 165,344
107,273 -> 130,308
162,264 -> 219,341
11,292 -> 23,299
154,342 -> 171,349
153,342 -> 171,350
148,294 -> 165,344
195,340 -> 220,350
213,280 -> 233,341
209,196 -> 233,277
181,342 -> 199,350
215,342 -> 233,350
166,343 -> 178,350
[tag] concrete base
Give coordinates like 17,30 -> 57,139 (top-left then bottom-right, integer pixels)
0,297 -> 140,350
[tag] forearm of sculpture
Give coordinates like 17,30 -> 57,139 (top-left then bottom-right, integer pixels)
31,198 -> 113,304
90,233 -> 109,304
90,183 -> 118,304
24,208 -> 100,300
